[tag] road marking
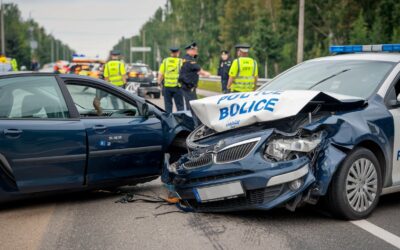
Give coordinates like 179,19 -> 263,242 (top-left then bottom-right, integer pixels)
351,220 -> 400,249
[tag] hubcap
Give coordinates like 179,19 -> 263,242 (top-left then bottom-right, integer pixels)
346,158 -> 378,213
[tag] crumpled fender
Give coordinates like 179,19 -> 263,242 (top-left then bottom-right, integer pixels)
302,96 -> 393,195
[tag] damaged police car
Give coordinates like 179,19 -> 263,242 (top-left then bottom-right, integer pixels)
164,44 -> 400,219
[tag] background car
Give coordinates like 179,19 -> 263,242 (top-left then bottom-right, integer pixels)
0,72 -> 193,202
165,44 -> 400,220
126,63 -> 160,98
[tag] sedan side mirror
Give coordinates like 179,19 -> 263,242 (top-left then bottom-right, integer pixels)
141,102 -> 150,118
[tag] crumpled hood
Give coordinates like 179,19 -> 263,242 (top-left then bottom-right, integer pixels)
190,90 -> 365,132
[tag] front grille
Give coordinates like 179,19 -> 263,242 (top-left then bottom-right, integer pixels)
183,153 -> 213,168
184,170 -> 252,185
187,185 -> 283,212
216,141 -> 258,163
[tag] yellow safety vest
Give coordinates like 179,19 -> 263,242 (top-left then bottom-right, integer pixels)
104,60 -> 125,86
231,57 -> 257,92
11,59 -> 18,71
161,57 -> 182,88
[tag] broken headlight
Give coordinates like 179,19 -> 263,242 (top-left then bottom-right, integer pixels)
265,131 -> 325,161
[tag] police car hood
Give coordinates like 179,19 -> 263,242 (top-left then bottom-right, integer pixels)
190,90 -> 365,132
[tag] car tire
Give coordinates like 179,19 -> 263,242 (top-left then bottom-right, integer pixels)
327,147 -> 382,220
154,92 -> 161,99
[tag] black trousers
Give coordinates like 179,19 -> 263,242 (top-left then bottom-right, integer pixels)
163,86 -> 184,113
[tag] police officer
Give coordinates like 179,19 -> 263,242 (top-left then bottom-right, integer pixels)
179,42 -> 210,108
227,44 -> 258,92
11,58 -> 18,71
218,50 -> 231,93
158,47 -> 184,113
103,50 -> 127,88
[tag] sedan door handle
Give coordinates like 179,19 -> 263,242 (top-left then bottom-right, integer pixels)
3,129 -> 23,137
93,125 -> 107,133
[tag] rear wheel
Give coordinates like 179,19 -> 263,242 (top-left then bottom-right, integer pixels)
327,147 -> 382,220
153,92 -> 161,99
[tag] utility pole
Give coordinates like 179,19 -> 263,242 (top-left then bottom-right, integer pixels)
129,37 -> 132,64
142,31 -> 146,63
55,40 -> 59,61
297,0 -> 305,64
51,37 -> 54,62
0,0 -> 5,55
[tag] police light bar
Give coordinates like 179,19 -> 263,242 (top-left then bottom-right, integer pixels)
329,44 -> 400,54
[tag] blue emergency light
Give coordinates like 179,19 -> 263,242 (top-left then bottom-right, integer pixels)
329,44 -> 400,54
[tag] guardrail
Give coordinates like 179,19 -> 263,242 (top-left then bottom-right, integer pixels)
199,75 -> 270,87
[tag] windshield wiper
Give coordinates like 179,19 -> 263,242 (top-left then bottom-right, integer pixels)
308,69 -> 351,90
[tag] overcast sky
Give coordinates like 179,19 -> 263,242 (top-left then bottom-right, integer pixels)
9,0 -> 166,58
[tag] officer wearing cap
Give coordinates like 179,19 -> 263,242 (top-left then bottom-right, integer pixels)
227,44 -> 258,92
218,50 -> 232,93
158,47 -> 184,113
179,42 -> 210,123
103,50 -> 127,88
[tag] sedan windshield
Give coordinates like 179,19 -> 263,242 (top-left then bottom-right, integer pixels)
259,60 -> 395,99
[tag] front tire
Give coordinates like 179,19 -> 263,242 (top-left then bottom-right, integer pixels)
327,147 -> 382,220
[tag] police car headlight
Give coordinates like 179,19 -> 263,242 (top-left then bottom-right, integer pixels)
265,131 -> 324,161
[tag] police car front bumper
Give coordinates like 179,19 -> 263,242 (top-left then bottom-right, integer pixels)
165,154 -> 315,212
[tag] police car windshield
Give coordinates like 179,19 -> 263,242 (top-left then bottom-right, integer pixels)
259,60 -> 395,98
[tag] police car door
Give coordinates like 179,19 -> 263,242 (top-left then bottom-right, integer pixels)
65,81 -> 164,184
385,66 -> 400,186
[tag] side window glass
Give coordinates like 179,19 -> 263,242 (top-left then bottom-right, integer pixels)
0,76 -> 69,119
66,84 -> 139,118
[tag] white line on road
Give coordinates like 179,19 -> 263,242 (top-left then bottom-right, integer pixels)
351,220 -> 400,249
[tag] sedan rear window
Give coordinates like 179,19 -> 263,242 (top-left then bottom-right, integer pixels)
0,76 -> 69,119
259,60 -> 395,99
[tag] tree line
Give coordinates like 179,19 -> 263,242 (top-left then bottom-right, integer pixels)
2,4 -> 74,68
113,0 -> 400,78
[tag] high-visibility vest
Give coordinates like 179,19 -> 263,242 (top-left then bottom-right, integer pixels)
161,57 -> 182,88
104,60 -> 125,86
231,57 -> 257,92
11,59 -> 18,71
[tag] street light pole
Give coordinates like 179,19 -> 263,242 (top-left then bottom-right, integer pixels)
0,0 -> 5,55
129,37 -> 132,64
297,0 -> 305,64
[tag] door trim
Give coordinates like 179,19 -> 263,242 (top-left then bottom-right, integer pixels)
90,146 -> 162,157
13,154 -> 86,164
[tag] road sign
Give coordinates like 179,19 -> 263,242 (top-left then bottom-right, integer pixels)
30,40 -> 38,50
131,47 -> 151,52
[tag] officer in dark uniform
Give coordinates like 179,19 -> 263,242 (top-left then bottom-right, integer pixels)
179,42 -> 210,126
218,50 -> 232,93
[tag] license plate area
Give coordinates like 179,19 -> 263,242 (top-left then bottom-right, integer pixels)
194,181 -> 245,203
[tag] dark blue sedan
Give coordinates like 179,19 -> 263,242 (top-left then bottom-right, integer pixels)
164,45 -> 400,220
0,72 -> 193,201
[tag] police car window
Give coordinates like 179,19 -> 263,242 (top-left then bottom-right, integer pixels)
0,76 -> 69,119
260,60 -> 395,99
66,84 -> 139,118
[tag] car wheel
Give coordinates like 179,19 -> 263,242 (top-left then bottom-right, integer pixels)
327,147 -> 382,220
154,92 -> 161,99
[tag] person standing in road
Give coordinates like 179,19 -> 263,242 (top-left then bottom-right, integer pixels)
227,44 -> 258,93
179,42 -> 210,125
30,58 -> 40,71
11,58 -> 18,71
103,50 -> 127,88
218,50 -> 232,94
158,47 -> 184,113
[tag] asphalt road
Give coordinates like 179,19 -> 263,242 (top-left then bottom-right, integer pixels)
2,97 -> 400,250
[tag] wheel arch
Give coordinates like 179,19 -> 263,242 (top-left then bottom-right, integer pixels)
356,139 -> 388,186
